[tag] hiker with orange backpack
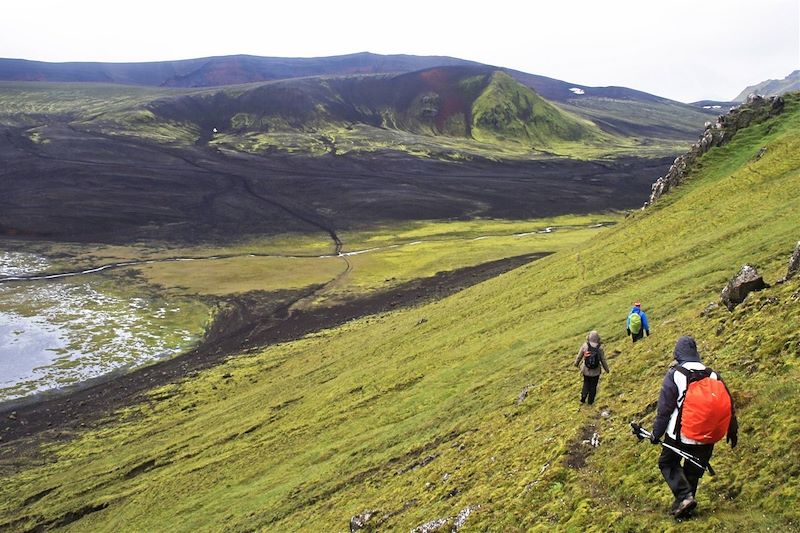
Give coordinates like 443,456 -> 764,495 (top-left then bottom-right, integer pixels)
573,330 -> 610,405
626,301 -> 650,342
647,336 -> 738,518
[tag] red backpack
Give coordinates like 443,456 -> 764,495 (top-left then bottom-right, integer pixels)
675,366 -> 732,444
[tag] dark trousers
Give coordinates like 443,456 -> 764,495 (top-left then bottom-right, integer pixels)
580,375 -> 600,404
631,330 -> 645,343
658,436 -> 714,500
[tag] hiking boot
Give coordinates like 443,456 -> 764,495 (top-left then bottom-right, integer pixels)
672,495 -> 696,518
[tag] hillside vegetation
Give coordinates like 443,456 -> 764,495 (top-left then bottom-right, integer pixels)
471,72 -> 608,153
1,96 -> 799,531
0,67 -> 694,160
1,52 -> 717,152
135,68 -> 626,158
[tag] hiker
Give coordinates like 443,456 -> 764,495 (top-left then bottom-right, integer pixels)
573,330 -> 610,405
626,301 -> 650,342
648,336 -> 738,518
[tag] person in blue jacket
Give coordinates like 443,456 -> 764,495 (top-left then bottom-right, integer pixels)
626,300 -> 650,343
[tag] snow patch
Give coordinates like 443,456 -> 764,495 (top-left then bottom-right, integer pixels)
569,87 -> 586,95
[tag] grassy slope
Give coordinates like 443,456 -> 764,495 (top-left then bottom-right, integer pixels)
471,72 -> 610,152
1,97 -> 799,531
0,216 -> 611,401
136,215 -> 620,299
0,82 -> 186,126
0,82 -> 207,146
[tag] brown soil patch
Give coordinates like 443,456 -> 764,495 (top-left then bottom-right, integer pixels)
565,423 -> 598,469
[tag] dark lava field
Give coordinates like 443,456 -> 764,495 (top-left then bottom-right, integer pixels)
0,122 -> 670,244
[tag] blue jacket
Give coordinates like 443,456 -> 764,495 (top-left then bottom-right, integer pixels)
627,306 -> 650,334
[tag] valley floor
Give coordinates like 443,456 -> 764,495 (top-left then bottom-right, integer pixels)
0,251 -> 545,451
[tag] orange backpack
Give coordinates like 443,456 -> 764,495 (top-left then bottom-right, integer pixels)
675,366 -> 732,444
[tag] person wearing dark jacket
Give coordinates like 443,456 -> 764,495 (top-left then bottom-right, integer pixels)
573,330 -> 610,405
650,336 -> 738,518
626,301 -> 650,342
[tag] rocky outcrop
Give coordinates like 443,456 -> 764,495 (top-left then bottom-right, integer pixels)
516,385 -> 532,404
645,94 -> 785,207
411,505 -> 480,533
411,518 -> 449,533
779,241 -> 800,283
452,506 -> 479,530
350,510 -> 380,532
721,264 -> 767,310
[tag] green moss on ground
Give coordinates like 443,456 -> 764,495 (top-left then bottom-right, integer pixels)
1,96 -> 799,531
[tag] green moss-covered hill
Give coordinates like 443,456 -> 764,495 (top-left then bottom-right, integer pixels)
471,72 -> 604,151
1,65 -> 713,159
139,67 -> 612,155
1,95 -> 799,531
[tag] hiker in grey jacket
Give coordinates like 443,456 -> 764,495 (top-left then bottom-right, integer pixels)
573,330 -> 610,405
650,336 -> 738,518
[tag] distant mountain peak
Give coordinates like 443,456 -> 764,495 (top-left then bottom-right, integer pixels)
733,70 -> 800,102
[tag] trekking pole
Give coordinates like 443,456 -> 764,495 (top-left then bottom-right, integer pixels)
630,422 -> 715,476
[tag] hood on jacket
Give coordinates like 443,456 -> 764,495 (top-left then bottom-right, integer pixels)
673,336 -> 701,364
587,330 -> 601,347
630,306 -> 643,315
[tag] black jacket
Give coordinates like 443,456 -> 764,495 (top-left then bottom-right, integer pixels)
652,336 -> 738,442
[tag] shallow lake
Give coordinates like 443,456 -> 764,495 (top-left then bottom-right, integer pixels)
0,251 -> 207,401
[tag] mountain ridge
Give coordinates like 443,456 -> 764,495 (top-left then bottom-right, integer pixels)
0,52 -> 718,155
0,52 -> 714,113
734,70 -> 800,102
0,52 -> 483,87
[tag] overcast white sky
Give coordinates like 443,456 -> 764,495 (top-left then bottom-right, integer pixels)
1,0 -> 798,102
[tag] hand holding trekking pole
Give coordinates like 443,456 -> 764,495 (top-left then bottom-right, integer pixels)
631,422 -> 646,441
631,422 -> 659,444
630,422 -> 716,476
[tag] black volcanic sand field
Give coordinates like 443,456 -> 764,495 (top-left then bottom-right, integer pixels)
0,253 -> 546,458
0,122 -> 671,243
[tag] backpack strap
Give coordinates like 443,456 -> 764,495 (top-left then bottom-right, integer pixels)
675,365 -> 712,384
